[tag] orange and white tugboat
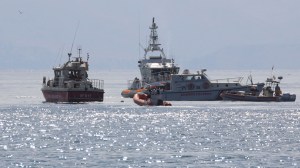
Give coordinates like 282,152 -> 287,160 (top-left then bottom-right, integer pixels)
41,48 -> 104,103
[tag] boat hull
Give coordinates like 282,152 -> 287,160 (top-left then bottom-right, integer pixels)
221,93 -> 278,102
161,85 -> 259,101
42,90 -> 104,102
220,92 -> 296,102
162,90 -> 221,101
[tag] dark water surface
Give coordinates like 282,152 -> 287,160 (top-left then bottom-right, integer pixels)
0,70 -> 300,167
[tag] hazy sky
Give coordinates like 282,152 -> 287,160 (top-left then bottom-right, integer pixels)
1,0 -> 300,70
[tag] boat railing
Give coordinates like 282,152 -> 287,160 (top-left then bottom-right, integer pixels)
50,77 -> 65,87
127,80 -> 134,88
210,77 -> 243,84
89,79 -> 104,90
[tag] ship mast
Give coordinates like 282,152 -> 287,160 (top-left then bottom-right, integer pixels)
144,17 -> 166,59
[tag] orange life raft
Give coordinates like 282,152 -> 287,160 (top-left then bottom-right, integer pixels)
133,93 -> 172,106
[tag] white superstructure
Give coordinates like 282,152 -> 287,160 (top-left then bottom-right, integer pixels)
138,17 -> 180,86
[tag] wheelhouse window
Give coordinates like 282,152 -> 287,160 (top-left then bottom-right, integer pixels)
68,70 -> 81,80
54,70 -> 61,77
184,75 -> 202,81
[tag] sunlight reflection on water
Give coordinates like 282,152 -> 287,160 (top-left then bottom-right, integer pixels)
0,70 -> 300,167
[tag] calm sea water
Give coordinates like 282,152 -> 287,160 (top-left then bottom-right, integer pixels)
0,69 -> 300,167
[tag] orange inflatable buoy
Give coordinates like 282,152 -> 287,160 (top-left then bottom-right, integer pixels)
133,93 -> 151,106
133,93 -> 172,106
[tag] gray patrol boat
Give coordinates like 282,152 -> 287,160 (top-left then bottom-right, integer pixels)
152,69 -> 265,101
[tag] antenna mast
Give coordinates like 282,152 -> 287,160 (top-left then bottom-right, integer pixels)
138,15 -> 141,58
69,21 -> 80,57
144,17 -> 165,58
